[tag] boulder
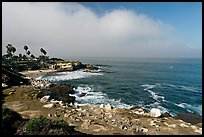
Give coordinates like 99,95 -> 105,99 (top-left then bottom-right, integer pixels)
150,108 -> 161,118
99,104 -> 104,108
48,113 -> 52,118
160,112 -> 172,117
141,127 -> 148,133
2,83 -> 8,88
105,103 -> 112,110
43,103 -> 55,109
10,89 -> 16,92
55,112 -> 61,117
40,95 -> 50,103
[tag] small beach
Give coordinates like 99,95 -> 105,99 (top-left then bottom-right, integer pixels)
20,69 -> 57,79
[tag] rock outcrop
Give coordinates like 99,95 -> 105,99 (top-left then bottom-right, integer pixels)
149,108 -> 161,118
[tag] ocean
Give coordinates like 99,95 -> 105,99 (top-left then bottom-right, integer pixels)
37,57 -> 202,117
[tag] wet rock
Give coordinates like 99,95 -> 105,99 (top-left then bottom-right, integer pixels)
43,103 -> 55,108
78,92 -> 87,97
150,108 -> 161,117
160,112 -> 172,118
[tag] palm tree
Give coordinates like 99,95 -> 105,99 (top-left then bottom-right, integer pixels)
40,48 -> 47,56
30,54 -> 35,59
26,51 -> 31,56
24,45 -> 28,51
6,44 -> 16,58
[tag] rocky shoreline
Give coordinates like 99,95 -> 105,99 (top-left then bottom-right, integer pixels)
2,69 -> 202,135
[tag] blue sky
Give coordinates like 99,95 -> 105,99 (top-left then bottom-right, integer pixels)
79,2 -> 202,49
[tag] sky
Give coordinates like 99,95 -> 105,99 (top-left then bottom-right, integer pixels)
2,2 -> 202,58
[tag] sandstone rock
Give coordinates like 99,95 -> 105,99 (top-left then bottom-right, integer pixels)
150,108 -> 161,117
9,92 -> 14,95
99,104 -> 104,108
121,125 -> 128,130
64,113 -> 69,118
55,112 -> 60,117
134,110 -> 144,115
194,128 -> 202,134
155,125 -> 160,131
43,103 -> 55,108
48,113 -> 52,118
150,121 -> 156,126
81,119 -> 92,129
180,123 -> 189,128
40,95 -> 50,103
141,127 -> 148,133
10,89 -> 16,92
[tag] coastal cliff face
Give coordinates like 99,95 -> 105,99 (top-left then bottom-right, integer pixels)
2,85 -> 202,135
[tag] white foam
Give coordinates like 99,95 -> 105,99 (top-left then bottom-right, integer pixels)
175,103 -> 191,108
141,84 -> 165,102
73,84 -> 132,109
162,83 -> 176,88
178,86 -> 200,93
175,103 -> 202,116
146,90 -> 165,101
141,84 -> 157,90
145,102 -> 169,114
37,70 -> 103,81
190,105 -> 202,116
36,75 -> 43,80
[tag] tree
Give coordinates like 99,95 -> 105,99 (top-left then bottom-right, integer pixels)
40,48 -> 47,56
26,51 -> 31,56
30,54 -> 35,59
12,46 -> 16,54
6,44 -> 16,58
24,45 -> 28,51
19,54 -> 22,58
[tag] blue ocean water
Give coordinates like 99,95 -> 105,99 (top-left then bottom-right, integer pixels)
39,57 -> 202,116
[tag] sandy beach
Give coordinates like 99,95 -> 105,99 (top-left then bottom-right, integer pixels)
20,69 -> 58,79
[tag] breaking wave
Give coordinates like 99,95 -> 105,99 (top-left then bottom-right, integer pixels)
36,70 -> 103,82
72,84 -> 133,109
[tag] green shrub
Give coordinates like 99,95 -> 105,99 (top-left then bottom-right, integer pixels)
22,116 -> 84,135
2,108 -> 22,134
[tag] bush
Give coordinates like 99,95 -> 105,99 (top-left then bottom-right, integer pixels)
20,116 -> 85,135
2,108 -> 22,134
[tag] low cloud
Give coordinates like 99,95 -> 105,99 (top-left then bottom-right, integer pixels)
2,2 -> 201,58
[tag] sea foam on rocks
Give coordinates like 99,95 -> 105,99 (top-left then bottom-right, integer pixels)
150,108 -> 161,117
